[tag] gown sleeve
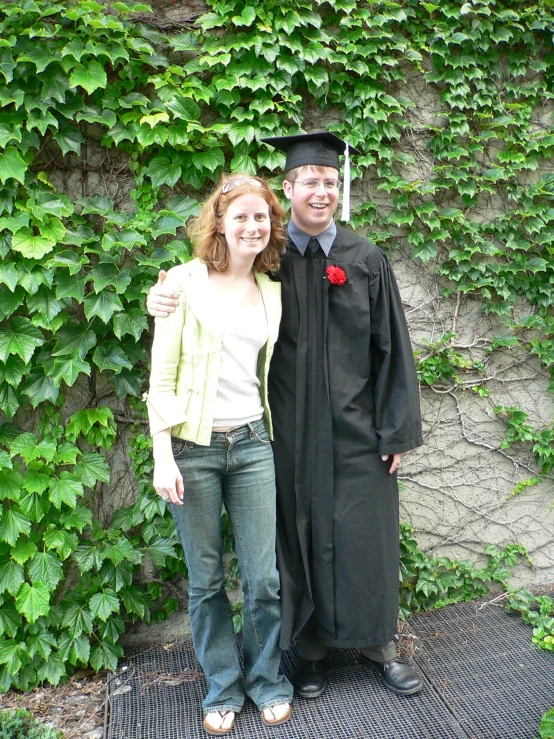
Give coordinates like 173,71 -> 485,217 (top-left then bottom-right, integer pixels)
146,269 -> 188,436
368,254 -> 423,455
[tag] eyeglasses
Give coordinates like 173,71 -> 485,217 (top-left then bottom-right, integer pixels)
293,179 -> 341,191
221,178 -> 264,194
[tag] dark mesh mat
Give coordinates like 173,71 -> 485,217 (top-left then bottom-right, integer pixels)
106,599 -> 553,739
410,598 -> 554,739
106,639 -> 465,739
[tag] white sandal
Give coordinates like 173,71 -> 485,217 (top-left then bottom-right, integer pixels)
261,702 -> 292,727
203,710 -> 236,735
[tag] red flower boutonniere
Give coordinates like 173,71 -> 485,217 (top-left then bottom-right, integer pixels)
326,265 -> 347,285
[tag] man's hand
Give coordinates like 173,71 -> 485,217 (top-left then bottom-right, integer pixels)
146,270 -> 180,317
381,452 -> 406,474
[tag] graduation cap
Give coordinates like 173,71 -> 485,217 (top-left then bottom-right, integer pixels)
260,131 -> 361,222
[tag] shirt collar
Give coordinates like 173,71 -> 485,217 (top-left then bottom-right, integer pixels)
287,218 -> 337,257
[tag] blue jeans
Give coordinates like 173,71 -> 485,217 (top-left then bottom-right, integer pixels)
169,418 -> 293,715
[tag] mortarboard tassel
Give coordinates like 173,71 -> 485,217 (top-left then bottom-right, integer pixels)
341,141 -> 350,222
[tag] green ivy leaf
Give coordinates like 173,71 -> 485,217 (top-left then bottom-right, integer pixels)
165,195 -> 201,219
15,582 -> 51,624
27,551 -> 64,590
11,228 -> 56,259
0,384 -> 20,418
53,271 -> 85,301
83,290 -> 124,323
0,123 -> 21,148
35,650 -> 66,686
80,194 -> 113,216
0,51 -> 16,84
112,368 -> 144,398
58,631 -> 90,666
0,450 -> 11,471
17,46 -> 58,73
93,344 -> 133,373
101,537 -> 135,566
48,472 -> 84,509
113,309 -> 148,341
147,536 -> 178,567
88,263 -> 132,294
89,588 -> 120,621
69,61 -> 107,94
28,191 -> 74,220
27,629 -> 57,661
120,584 -> 146,618
42,69 -> 70,104
192,148 -> 225,173
0,637 -> 27,674
166,95 -> 201,121
59,505 -> 93,533
232,5 -> 256,26
0,317 -> 44,363
0,469 -> 24,501
18,492 -> 51,523
52,324 -> 97,359
43,526 -> 79,560
27,287 -> 68,324
0,509 -> 31,547
146,155 -> 182,188
49,356 -> 91,387
73,543 -> 103,573
21,370 -> 60,408
0,147 -> 27,185
90,639 -> 122,671
74,451 -> 111,488
0,559 -> 25,596
10,433 -> 56,463
53,126 -> 85,156
61,602 -> 94,638
22,470 -> 49,495
10,539 -> 38,566
0,603 -> 22,638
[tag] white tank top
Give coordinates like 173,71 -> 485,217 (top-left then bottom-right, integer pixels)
212,294 -> 268,428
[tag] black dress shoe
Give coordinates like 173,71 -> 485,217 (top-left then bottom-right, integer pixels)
359,655 -> 423,695
293,658 -> 328,698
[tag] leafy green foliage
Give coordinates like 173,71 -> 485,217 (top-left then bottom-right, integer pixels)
399,524 -> 528,618
0,406 -> 180,692
415,331 -> 484,386
0,709 -> 63,739
505,588 -> 554,653
495,406 -> 554,474
538,706 -> 554,739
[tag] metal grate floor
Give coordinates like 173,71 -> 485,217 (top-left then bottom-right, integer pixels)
106,599 -> 554,739
410,598 -> 554,739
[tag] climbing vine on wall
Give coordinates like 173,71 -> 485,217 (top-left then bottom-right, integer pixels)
0,0 -> 553,690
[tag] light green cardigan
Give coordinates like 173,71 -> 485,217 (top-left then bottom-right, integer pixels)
146,258 -> 282,446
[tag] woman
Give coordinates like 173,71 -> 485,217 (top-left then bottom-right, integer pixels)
146,174 -> 293,736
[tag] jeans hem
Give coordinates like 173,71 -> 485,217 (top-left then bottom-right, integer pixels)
256,695 -> 294,711
203,704 -> 243,716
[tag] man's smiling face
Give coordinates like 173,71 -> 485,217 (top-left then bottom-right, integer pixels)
283,165 -> 340,236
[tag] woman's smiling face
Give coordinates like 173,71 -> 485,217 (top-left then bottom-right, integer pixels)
218,193 -> 271,265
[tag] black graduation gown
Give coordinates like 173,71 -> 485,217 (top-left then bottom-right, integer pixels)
269,226 -> 423,650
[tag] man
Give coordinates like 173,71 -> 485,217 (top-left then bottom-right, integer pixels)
147,132 -> 424,698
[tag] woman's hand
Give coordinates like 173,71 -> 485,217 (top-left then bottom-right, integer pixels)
153,458 -> 184,505
152,429 -> 184,505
